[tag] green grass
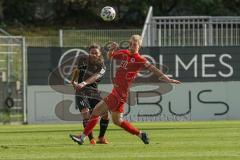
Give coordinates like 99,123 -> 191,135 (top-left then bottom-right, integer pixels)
0,121 -> 240,160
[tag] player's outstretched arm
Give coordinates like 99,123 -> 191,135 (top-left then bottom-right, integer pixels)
75,74 -> 101,91
75,68 -> 106,91
144,62 -> 181,84
85,73 -> 102,85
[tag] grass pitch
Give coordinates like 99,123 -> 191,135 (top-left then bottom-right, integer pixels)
0,121 -> 240,160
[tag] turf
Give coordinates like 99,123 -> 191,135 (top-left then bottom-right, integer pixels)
0,121 -> 240,160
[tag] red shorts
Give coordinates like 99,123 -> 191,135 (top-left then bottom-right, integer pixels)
103,88 -> 127,113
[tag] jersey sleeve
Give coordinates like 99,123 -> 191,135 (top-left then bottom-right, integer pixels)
96,63 -> 106,82
98,63 -> 106,78
109,49 -> 127,60
138,55 -> 147,67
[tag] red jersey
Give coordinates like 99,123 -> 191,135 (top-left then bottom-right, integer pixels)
110,49 -> 147,99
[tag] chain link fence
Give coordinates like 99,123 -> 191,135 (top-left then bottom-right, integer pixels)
26,29 -> 142,47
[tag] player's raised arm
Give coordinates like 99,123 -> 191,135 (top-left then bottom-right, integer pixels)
144,62 -> 181,84
107,42 -> 119,59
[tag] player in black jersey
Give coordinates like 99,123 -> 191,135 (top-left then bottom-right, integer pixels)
70,44 -> 109,145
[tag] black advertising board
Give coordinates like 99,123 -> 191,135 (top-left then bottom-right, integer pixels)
27,46 -> 240,85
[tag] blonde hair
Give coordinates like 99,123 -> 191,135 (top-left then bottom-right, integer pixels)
129,34 -> 142,46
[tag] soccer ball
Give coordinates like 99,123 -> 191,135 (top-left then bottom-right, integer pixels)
100,6 -> 116,21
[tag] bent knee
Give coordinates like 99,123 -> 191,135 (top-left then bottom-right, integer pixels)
81,108 -> 89,114
102,114 -> 109,120
112,118 -> 122,126
112,120 -> 121,126
81,108 -> 90,119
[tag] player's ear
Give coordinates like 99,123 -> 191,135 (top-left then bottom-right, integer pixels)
129,41 -> 132,47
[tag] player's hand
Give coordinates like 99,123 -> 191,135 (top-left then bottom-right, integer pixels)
75,81 -> 87,91
109,42 -> 119,52
169,79 -> 181,84
71,81 -> 77,88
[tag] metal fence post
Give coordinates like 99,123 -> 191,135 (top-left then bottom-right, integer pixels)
204,23 -> 208,46
59,29 -> 63,47
22,36 -> 27,124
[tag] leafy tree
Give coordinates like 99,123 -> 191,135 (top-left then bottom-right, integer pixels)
2,0 -> 240,28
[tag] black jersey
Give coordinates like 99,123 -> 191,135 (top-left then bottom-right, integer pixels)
77,55 -> 106,89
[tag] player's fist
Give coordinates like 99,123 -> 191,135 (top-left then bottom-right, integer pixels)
75,81 -> 87,91
71,81 -> 77,88
109,42 -> 119,51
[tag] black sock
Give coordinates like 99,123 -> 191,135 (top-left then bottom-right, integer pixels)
99,118 -> 109,138
83,119 -> 94,140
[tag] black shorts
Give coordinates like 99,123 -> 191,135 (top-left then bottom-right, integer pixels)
75,86 -> 102,112
75,95 -> 100,112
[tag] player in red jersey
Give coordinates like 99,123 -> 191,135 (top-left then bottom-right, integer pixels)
70,35 -> 181,145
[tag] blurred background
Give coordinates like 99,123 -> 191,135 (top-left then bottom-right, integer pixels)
2,0 -> 240,46
0,0 -> 240,124
2,0 -> 240,33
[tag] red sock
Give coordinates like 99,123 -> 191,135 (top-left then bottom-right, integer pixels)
83,116 -> 99,136
120,120 -> 140,135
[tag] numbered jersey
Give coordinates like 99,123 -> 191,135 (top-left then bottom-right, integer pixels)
110,49 -> 147,98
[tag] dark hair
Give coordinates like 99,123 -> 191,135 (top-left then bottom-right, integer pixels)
89,43 -> 101,51
89,43 -> 104,64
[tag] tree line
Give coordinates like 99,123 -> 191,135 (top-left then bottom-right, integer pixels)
1,0 -> 240,28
